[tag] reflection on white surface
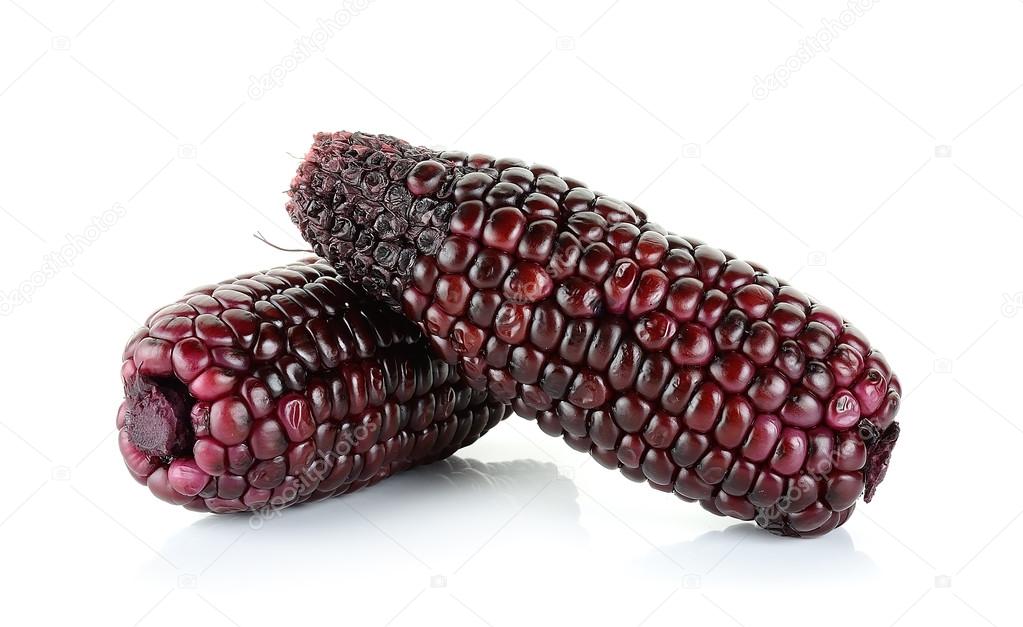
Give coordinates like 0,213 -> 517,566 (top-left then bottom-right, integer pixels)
655,523 -> 879,586
154,453 -> 877,591
154,456 -> 583,577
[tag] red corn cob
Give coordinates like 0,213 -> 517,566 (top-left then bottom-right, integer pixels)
286,131 -> 902,538
118,259 -> 510,514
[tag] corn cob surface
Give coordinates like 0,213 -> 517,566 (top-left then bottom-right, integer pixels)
118,260 -> 510,514
287,131 -> 902,538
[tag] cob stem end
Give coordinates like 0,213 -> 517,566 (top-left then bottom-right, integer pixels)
125,376 -> 194,458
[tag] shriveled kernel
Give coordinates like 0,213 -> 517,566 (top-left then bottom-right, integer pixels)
494,302 -> 532,344
451,320 -> 486,357
826,389 -> 861,430
568,371 -> 609,409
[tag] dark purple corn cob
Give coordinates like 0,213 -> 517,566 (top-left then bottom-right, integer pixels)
287,131 -> 902,538
118,260 -> 510,513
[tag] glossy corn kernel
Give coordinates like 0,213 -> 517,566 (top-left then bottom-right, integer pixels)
287,131 -> 902,538
118,260 -> 510,513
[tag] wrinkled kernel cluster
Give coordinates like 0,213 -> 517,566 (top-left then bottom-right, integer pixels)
286,131 -> 447,306
290,132 -> 903,538
117,261 -> 509,513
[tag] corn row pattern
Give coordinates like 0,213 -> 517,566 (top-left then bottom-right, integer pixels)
288,132 -> 902,537
118,260 -> 510,513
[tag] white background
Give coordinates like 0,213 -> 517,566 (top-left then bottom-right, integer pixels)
1,1 -> 1021,625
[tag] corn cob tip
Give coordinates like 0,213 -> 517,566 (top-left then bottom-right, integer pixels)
286,131 -> 446,308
